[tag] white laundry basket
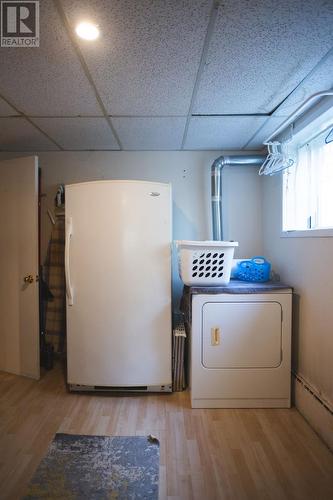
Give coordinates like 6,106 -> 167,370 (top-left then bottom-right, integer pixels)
176,240 -> 238,286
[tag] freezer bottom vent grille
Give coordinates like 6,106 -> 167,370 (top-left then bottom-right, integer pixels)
69,384 -> 172,393
95,385 -> 148,391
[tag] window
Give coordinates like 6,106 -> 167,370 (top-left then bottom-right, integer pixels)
282,128 -> 333,234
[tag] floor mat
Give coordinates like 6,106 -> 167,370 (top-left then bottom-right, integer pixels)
24,433 -> 159,499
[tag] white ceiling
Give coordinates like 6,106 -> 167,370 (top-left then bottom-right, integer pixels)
62,0 -> 212,116
0,97 -> 18,116
185,116 -> 267,149
0,0 -> 332,151
112,117 -> 187,150
193,0 -> 333,114
0,1 -> 101,116
32,117 -> 119,149
0,118 -> 58,150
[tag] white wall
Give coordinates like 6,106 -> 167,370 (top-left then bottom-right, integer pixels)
0,150 -> 262,309
36,151 -> 263,308
262,173 -> 333,447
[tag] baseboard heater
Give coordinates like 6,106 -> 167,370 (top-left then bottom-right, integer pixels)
293,371 -> 333,416
69,384 -> 172,393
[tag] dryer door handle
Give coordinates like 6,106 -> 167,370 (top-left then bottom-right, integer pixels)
211,327 -> 221,346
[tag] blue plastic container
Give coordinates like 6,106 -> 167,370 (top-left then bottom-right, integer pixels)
234,256 -> 271,282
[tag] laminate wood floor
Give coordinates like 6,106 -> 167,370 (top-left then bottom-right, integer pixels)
0,363 -> 332,500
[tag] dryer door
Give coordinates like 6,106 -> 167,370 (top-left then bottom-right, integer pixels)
202,301 -> 282,368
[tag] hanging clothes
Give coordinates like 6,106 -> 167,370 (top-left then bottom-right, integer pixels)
44,216 -> 66,353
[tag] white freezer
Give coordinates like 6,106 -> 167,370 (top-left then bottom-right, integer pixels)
65,180 -> 172,390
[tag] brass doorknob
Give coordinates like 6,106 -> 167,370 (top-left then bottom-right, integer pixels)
24,275 -> 34,284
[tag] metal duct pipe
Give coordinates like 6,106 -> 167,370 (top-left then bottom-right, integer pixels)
211,155 -> 265,240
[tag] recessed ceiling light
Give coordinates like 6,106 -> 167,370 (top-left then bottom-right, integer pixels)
75,22 -> 99,41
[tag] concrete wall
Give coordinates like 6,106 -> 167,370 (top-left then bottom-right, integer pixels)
262,173 -> 333,448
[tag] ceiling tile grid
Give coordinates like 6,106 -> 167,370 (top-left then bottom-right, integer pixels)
61,0 -> 213,115
0,118 -> 60,151
112,117 -> 187,150
244,116 -> 288,149
0,0 -> 101,116
193,0 -> 333,115
32,117 -> 119,149
272,48 -> 333,117
184,116 -> 267,149
0,97 -> 19,116
0,0 -> 332,151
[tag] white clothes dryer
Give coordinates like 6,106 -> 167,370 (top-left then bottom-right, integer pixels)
189,286 -> 292,408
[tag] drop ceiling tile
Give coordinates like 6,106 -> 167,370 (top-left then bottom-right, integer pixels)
32,117 -> 119,150
0,118 -> 59,151
61,0 -> 212,115
113,117 -> 186,150
193,0 -> 333,114
184,116 -> 267,150
0,97 -> 19,116
0,0 -> 101,116
246,51 -> 333,146
245,117 -> 288,149
273,49 -> 333,117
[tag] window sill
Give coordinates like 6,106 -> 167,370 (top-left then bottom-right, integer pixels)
281,228 -> 333,238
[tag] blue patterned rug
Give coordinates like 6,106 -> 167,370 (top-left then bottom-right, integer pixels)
24,433 -> 159,499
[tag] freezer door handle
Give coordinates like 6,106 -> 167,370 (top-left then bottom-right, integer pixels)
65,216 -> 74,306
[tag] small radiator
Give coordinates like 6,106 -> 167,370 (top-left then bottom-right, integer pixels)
172,318 -> 187,392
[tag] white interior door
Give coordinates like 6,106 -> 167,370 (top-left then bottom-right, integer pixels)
0,156 -> 39,379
